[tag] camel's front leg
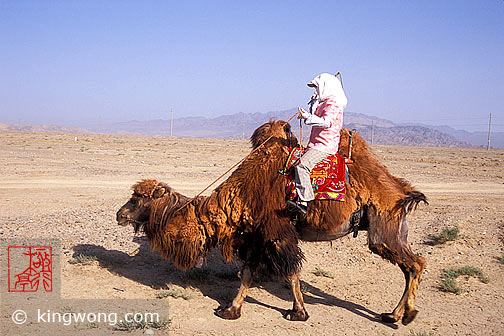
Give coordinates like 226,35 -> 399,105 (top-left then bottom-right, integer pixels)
284,272 -> 309,321
215,265 -> 254,320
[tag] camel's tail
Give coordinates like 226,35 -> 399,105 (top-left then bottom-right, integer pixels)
394,191 -> 428,217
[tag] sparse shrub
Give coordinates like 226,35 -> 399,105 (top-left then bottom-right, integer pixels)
87,322 -> 99,329
157,288 -> 192,300
300,282 -> 310,294
455,265 -> 482,277
430,227 -> 460,245
115,316 -> 170,331
440,278 -> 461,294
312,267 -> 334,279
115,319 -> 146,331
69,254 -> 98,265
150,318 -> 171,330
409,331 -> 436,336
480,275 -> 490,284
440,265 -> 489,294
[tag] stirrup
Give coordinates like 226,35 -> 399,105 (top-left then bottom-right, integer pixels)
286,200 -> 307,215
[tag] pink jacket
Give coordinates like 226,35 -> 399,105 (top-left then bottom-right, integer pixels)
306,97 -> 344,155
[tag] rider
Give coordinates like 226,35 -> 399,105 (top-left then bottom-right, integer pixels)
288,73 -> 348,214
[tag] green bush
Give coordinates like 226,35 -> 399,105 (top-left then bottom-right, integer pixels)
430,227 -> 460,245
440,265 -> 489,294
440,278 -> 461,294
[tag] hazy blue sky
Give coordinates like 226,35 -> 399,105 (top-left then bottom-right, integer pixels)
1,1 -> 502,132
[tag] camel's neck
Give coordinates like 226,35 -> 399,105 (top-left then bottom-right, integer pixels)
145,142 -> 290,267
210,142 -> 289,224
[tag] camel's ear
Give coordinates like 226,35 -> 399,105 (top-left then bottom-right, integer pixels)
153,187 -> 165,198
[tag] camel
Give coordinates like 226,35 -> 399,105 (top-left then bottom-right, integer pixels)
116,120 -> 427,325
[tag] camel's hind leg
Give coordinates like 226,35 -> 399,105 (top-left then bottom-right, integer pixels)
368,217 -> 426,325
215,265 -> 254,320
402,256 -> 425,325
375,259 -> 424,325
284,272 -> 309,321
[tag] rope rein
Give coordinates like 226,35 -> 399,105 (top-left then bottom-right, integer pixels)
174,110 -> 303,214
299,117 -> 303,147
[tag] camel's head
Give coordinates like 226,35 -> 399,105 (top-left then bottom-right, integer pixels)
250,119 -> 298,149
116,179 -> 167,232
117,179 -> 209,270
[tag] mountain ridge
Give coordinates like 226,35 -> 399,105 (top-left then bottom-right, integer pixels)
2,110 -> 502,148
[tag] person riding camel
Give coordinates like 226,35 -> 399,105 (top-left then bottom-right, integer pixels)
288,72 -> 348,214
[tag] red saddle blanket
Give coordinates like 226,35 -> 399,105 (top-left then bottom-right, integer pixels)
284,147 -> 346,201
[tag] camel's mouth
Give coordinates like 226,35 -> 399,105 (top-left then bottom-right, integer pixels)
117,217 -> 147,227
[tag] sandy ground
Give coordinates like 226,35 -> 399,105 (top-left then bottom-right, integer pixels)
1,130 -> 503,336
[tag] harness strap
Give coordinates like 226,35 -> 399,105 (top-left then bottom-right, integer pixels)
176,110 -> 303,214
299,117 -> 303,147
345,129 -> 356,164
278,146 -> 301,175
351,208 -> 363,238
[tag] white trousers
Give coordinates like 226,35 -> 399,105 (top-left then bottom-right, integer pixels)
294,148 -> 329,201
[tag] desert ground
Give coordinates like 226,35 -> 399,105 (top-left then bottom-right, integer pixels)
1,129 -> 503,336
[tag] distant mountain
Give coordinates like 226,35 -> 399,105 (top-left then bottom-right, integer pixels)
414,125 -> 502,149
395,122 -> 503,149
345,124 -> 473,147
2,109 -> 501,148
0,123 -> 89,134
94,109 -> 476,148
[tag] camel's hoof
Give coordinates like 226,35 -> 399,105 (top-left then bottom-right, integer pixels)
284,309 -> 309,321
402,309 -> 418,325
215,306 -> 241,320
380,312 -> 399,324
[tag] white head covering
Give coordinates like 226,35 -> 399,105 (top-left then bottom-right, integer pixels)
307,73 -> 348,109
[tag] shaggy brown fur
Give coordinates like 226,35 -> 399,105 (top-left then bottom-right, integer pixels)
116,120 -> 427,324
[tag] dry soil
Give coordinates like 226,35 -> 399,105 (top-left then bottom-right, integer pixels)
1,130 -> 503,336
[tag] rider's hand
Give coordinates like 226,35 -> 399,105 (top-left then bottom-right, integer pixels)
298,108 -> 310,120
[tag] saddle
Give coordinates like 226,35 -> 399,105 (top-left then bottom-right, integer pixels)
280,147 -> 347,201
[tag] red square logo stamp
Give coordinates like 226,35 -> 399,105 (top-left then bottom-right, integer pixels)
7,246 -> 53,292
